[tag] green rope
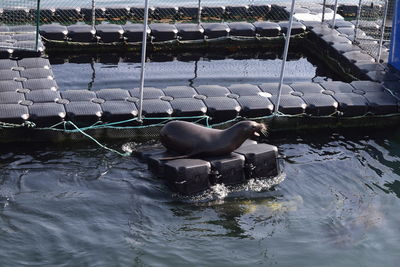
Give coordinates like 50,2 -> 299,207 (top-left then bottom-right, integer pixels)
1,112 -> 400,157
66,121 -> 131,157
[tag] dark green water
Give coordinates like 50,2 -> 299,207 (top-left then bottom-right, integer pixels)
1,129 -> 400,266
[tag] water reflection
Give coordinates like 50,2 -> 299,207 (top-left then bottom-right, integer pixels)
384,180 -> 400,198
49,48 -> 341,91
168,193 -> 305,240
319,190 -> 385,248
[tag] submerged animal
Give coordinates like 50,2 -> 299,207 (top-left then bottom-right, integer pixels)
160,120 -> 267,158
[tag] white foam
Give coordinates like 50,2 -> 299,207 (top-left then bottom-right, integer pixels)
179,173 -> 286,203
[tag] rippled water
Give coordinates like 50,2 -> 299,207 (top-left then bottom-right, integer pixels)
1,129 -> 400,266
50,49 -> 341,90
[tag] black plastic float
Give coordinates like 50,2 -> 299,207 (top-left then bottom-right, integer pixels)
248,5 -> 271,18
338,5 -> 358,17
105,7 -> 130,20
2,8 -> 30,21
40,24 -> 68,41
130,7 -> 147,20
204,96 -> 241,123
138,140 -> 280,195
67,25 -> 96,42
153,6 -> 178,20
0,28 -> 44,58
228,22 -> 255,37
0,104 -> 28,123
54,8 -> 81,21
123,24 -> 150,42
39,20 -> 293,45
149,24 -> 178,42
176,24 -> 204,41
33,8 -> 55,21
95,24 -> 124,43
178,7 -> 199,20
327,20 -> 354,29
253,21 -> 281,37
202,6 -> 225,19
81,7 -> 106,21
1,3 -> 385,24
279,21 -> 306,35
225,5 -> 249,19
202,23 -> 230,39
0,56 -> 399,128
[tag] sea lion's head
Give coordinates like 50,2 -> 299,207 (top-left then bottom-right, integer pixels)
241,121 -> 268,137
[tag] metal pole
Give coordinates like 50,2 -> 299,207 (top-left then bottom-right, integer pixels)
35,0 -> 41,51
378,0 -> 389,62
91,0 -> 96,30
389,0 -> 400,69
138,0 -> 150,122
275,0 -> 296,114
321,0 -> 326,22
354,0 -> 363,43
331,0 -> 339,28
197,0 -> 201,24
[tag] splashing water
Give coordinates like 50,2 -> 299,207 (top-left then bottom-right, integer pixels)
178,173 -> 286,203
121,142 -> 137,154
242,173 -> 286,192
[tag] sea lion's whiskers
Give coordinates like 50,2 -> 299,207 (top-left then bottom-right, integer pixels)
259,123 -> 269,137
261,127 -> 269,135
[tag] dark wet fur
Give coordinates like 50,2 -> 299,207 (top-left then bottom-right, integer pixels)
160,121 -> 268,160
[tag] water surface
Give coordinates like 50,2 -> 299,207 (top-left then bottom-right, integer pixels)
1,129 -> 400,266
50,50 -> 341,90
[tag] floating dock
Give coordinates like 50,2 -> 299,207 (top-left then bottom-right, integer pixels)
136,140 -> 279,195
0,3 -> 399,141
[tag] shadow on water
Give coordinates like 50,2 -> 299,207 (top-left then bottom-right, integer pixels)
384,180 -> 400,198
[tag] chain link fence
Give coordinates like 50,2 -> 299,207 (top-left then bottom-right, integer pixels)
0,1 -> 395,60
34,0 -> 293,25
0,0 -> 41,51
352,0 -> 394,62
1,1 -> 327,26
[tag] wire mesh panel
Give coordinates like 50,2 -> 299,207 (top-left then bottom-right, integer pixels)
353,0 -> 394,62
34,0 -> 296,25
0,0 -> 41,51
5,1 -> 379,26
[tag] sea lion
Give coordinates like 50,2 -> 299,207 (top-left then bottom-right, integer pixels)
160,120 -> 267,158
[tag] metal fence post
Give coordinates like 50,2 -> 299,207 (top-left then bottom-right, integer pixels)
331,0 -> 339,28
138,0 -> 150,122
275,0 -> 296,114
378,0 -> 389,62
35,0 -> 41,51
354,0 -> 363,43
321,0 -> 326,22
91,0 -> 96,30
197,0 -> 202,24
389,0 -> 400,69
